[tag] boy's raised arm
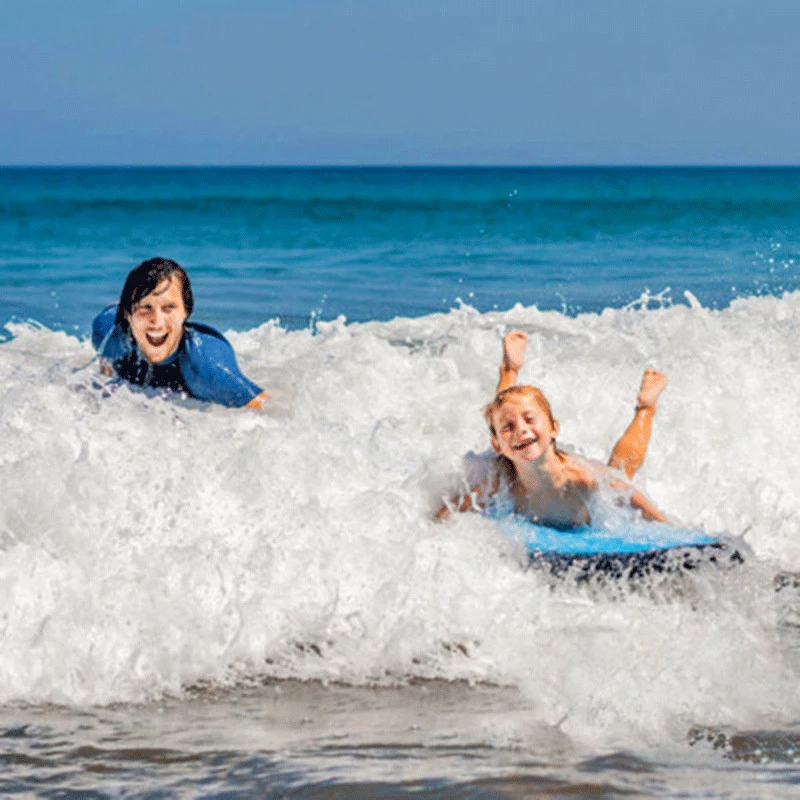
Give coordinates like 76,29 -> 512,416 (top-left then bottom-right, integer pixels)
437,331 -> 529,523
496,331 -> 528,395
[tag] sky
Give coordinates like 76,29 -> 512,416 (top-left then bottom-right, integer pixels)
2,0 -> 800,165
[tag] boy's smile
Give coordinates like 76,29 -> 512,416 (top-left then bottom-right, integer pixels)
127,277 -> 188,364
513,434 -> 538,452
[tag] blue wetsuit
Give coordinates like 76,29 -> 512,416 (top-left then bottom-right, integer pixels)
91,305 -> 264,408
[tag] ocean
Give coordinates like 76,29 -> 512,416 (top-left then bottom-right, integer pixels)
1,167 -> 800,798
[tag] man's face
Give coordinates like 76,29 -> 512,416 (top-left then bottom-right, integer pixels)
126,277 -> 188,364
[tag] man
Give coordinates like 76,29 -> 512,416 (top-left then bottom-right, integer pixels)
92,258 -> 267,409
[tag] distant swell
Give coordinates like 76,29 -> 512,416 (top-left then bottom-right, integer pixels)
4,196 -> 800,227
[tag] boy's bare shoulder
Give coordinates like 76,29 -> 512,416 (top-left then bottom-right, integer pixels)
560,454 -> 601,490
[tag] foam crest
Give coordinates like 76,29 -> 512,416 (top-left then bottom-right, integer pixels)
1,295 -> 799,747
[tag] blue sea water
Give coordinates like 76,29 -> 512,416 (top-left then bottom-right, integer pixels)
2,166 -> 799,335
2,168 -> 800,798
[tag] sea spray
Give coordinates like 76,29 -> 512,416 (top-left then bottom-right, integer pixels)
1,296 -> 799,749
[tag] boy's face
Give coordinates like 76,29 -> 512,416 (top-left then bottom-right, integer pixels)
127,277 -> 188,364
491,395 -> 559,463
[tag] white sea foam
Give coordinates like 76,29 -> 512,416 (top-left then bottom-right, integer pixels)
1,293 -> 799,748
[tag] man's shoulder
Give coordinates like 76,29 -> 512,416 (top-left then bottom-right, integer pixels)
178,321 -> 262,407
185,321 -> 225,339
182,322 -> 236,363
92,304 -> 117,339
91,304 -> 130,358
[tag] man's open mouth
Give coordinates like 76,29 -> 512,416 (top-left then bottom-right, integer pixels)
514,437 -> 536,450
146,332 -> 169,347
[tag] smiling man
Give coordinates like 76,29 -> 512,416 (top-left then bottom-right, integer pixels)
91,258 -> 267,409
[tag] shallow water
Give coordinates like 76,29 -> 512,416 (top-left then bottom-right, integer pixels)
4,681 -> 800,799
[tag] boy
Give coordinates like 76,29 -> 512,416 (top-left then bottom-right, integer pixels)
436,331 -> 669,527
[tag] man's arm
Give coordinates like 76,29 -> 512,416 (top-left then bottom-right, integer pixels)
246,392 -> 269,410
92,304 -> 132,367
181,324 -> 267,409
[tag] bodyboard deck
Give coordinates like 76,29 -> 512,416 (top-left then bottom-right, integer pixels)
503,521 -> 744,582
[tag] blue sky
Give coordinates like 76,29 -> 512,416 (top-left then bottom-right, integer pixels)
2,0 -> 799,165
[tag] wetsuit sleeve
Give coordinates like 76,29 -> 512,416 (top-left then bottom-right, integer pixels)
91,305 -> 133,361
180,325 -> 264,408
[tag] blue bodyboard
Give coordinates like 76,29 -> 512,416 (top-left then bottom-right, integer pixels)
500,519 -> 742,581
517,521 -> 717,556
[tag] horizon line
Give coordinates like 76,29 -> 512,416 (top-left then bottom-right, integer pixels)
3,163 -> 800,170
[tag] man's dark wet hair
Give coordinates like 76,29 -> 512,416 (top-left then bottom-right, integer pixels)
115,258 -> 194,326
